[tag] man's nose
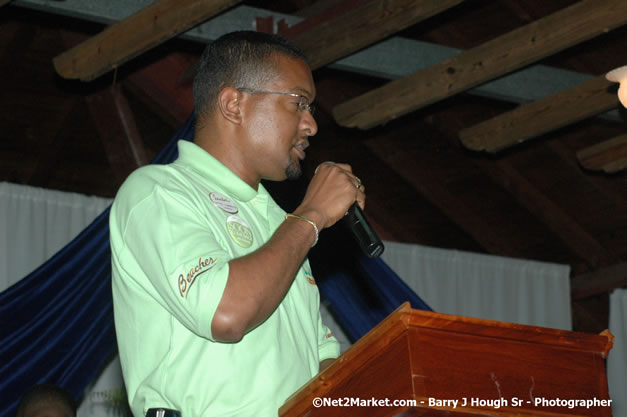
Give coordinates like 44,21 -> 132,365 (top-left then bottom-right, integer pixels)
301,110 -> 318,137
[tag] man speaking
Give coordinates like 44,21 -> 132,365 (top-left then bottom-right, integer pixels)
110,31 -> 366,417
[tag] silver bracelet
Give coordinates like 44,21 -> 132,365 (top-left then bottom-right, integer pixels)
285,213 -> 319,247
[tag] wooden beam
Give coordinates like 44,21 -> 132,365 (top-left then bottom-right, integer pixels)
15,1 -> 621,121
333,0 -> 627,129
551,141 -> 627,208
365,140 -> 517,256
459,76 -> 620,152
59,28 -> 148,180
288,0 -> 464,70
121,0 -> 462,125
53,0 -> 240,81
577,134 -> 627,174
292,0 -> 344,18
476,160 -> 606,267
572,261 -> 627,300
87,85 -> 149,185
446,100 -> 609,268
279,0 -> 365,39
125,52 -> 195,127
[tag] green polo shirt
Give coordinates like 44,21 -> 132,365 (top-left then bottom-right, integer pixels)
110,140 -> 339,417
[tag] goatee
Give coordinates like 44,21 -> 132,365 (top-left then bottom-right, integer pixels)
285,161 -> 302,180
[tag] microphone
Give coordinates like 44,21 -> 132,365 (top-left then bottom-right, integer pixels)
343,203 -> 384,258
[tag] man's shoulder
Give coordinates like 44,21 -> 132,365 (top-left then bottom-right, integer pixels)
114,165 -> 164,200
111,164 -> 183,214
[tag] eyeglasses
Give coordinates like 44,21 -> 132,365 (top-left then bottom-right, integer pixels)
236,87 -> 315,115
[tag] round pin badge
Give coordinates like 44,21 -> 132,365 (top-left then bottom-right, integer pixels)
210,192 -> 239,214
226,215 -> 253,248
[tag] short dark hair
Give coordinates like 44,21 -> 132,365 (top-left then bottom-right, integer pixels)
16,384 -> 76,417
192,31 -> 308,122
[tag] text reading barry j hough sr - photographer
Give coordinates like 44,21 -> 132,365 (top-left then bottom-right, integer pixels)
428,397 -> 612,409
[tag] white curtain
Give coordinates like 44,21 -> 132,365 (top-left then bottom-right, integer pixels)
380,241 -> 572,330
0,181 -> 112,289
608,289 -> 627,417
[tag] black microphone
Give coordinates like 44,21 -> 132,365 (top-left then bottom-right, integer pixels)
343,203 -> 384,258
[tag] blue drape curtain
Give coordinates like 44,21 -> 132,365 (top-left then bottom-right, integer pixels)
0,114 -> 430,416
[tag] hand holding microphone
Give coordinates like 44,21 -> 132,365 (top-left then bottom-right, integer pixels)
331,167 -> 384,258
294,162 -> 384,258
343,202 -> 384,258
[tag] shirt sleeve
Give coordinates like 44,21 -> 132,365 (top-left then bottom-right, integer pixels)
114,177 -> 231,341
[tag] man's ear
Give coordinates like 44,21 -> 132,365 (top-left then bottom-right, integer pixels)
218,87 -> 243,124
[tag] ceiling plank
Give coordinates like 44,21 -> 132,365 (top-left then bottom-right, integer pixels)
459,76 -> 620,152
549,140 -> 627,218
125,51 -> 195,127
365,140 -> 516,256
332,0 -> 627,129
475,160 -> 606,267
280,0 -> 366,36
14,1 -> 621,121
13,0 -> 154,25
288,0 -> 465,70
52,0 -> 241,81
87,85 -> 149,185
577,134 -> 627,174
571,261 -> 627,300
293,0 -> 344,18
13,2 -> 302,43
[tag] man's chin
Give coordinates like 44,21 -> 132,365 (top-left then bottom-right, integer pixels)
285,162 -> 302,181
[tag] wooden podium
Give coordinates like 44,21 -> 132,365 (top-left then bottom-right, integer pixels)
280,303 -> 614,417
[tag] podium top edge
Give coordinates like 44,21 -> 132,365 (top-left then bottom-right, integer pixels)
395,303 -> 613,357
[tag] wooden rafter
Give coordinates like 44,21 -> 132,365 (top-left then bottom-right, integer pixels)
571,261 -> 627,300
577,134 -> 627,174
286,0 -> 464,70
550,138 -> 627,214
123,0 -> 464,125
125,52 -> 195,127
333,0 -> 627,129
475,160 -> 606,267
53,0 -> 241,81
58,27 -> 148,183
459,76 -> 620,152
365,140 -> 518,256
16,1 -> 619,115
293,0 -> 345,18
87,85 -> 148,185
447,103 -> 609,267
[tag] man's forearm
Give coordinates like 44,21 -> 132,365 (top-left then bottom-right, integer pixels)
211,213 -> 319,342
211,162 -> 364,342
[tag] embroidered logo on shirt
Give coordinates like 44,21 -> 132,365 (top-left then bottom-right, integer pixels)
226,215 -> 253,248
306,275 -> 316,286
178,257 -> 218,298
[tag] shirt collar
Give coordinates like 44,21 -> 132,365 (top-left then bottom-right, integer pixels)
174,140 -> 261,202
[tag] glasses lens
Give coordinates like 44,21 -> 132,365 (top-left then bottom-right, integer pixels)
298,96 -> 315,115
